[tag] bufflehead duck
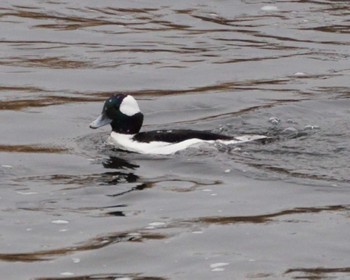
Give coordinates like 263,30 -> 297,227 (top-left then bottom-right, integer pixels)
90,94 -> 266,155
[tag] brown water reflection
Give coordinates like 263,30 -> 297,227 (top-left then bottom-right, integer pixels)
3,10 -> 129,31
194,205 -> 350,225
37,274 -> 166,280
1,56 -> 91,68
0,77 -> 302,111
285,267 -> 350,280
0,96 -> 101,110
0,231 -> 166,262
1,204 -> 347,262
0,144 -> 67,153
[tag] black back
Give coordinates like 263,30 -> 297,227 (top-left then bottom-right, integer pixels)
133,129 -> 233,143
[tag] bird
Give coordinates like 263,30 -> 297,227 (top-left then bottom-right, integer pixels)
90,94 -> 266,155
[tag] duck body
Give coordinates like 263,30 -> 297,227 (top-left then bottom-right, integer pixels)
90,94 -> 266,155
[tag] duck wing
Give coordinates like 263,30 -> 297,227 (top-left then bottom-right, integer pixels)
133,129 -> 233,143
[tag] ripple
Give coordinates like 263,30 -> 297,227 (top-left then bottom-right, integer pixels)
0,145 -> 68,153
1,204 -> 347,263
0,96 -> 98,110
36,273 -> 166,280
191,205 -> 350,225
0,230 -> 166,262
1,56 -> 92,69
285,266 -> 350,279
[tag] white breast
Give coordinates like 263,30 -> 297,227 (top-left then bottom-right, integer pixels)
108,132 -> 267,155
108,132 -> 205,155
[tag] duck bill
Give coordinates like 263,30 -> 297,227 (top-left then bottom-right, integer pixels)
89,113 -> 112,129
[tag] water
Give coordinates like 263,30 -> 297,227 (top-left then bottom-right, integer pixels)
1,1 -> 350,279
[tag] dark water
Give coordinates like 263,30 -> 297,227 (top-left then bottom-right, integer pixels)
1,1 -> 350,279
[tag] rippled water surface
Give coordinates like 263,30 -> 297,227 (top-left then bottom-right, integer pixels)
1,1 -> 350,279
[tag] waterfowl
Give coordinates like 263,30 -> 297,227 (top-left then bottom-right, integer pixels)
90,94 -> 266,155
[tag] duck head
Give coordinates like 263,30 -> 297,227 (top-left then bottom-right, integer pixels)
90,94 -> 144,134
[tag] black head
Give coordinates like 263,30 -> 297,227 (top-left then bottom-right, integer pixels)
90,94 -> 144,134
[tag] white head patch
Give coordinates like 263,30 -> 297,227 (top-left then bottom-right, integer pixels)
119,95 -> 141,116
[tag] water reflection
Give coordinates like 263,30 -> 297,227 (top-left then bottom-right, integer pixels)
1,203 -> 347,263
191,205 -> 350,225
0,77 -> 298,111
0,144 -> 67,153
18,170 -> 138,187
285,266 -> 350,280
15,155 -> 140,187
15,153 -> 222,193
36,274 -> 166,280
0,230 -> 166,262
102,156 -> 139,170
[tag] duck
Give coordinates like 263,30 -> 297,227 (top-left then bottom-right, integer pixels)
90,94 -> 266,155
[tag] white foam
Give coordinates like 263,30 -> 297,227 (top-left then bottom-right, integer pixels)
51,219 -> 69,224
210,262 -> 229,272
282,127 -> 298,135
261,5 -> 279,11
304,125 -> 320,130
268,117 -> 280,125
146,221 -> 166,229
60,272 -> 74,276
212,268 -> 225,272
16,191 -> 37,195
119,95 -> 140,116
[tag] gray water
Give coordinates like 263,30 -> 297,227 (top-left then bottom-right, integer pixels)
1,1 -> 350,279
